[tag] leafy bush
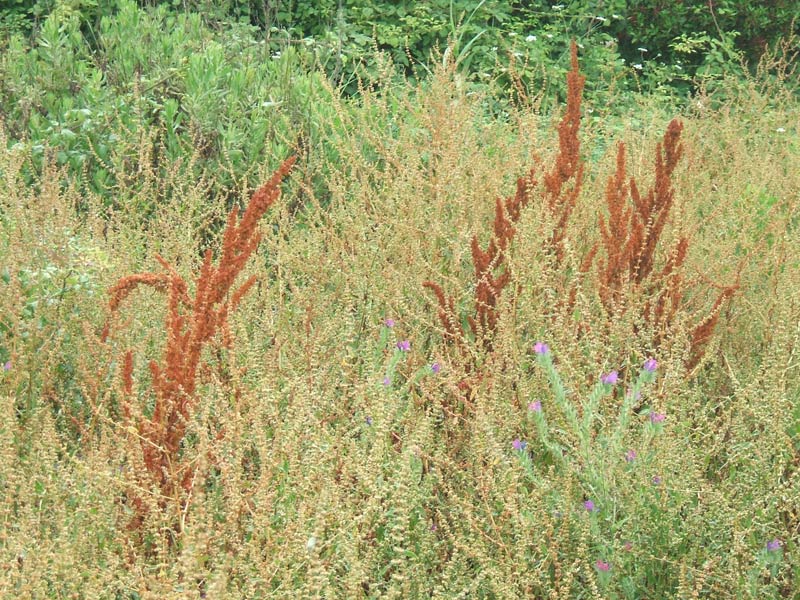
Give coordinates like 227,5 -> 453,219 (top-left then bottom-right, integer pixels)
5,1 -> 797,105
189,1 -> 797,100
0,1 -> 335,212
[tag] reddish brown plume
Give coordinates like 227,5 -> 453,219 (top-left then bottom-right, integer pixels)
103,156 -> 295,533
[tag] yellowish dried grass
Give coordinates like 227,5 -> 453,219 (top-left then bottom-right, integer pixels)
0,40 -> 799,597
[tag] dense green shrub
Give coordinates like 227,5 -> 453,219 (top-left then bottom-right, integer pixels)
4,1 -> 797,102
0,0 -> 336,212
171,1 -> 795,98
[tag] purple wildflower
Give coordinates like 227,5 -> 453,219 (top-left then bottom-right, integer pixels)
583,499 -> 596,512
365,416 -> 373,426
528,400 -> 542,412
431,362 -> 441,374
652,475 -> 662,486
643,358 -> 658,372
533,342 -> 549,356
601,370 -> 619,385
384,318 -> 395,328
512,438 -> 527,451
396,340 -> 410,351
382,377 -> 391,387
595,560 -> 610,572
767,539 -> 782,552
623,541 -> 633,552
2,361 -> 9,372
650,412 -> 666,424
625,449 -> 637,462
626,388 -> 642,401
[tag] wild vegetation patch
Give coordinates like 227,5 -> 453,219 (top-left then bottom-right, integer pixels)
0,6 -> 799,598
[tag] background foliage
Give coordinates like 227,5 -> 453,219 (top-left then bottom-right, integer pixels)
3,0 -> 798,96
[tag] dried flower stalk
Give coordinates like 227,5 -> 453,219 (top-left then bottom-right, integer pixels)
595,120 -> 737,367
544,41 -> 585,265
424,42 -> 585,405
104,156 -> 295,532
427,37 -> 737,405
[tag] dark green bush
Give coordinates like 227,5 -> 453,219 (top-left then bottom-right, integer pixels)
0,1 -> 336,211
5,1 -> 797,101
162,0 -> 797,98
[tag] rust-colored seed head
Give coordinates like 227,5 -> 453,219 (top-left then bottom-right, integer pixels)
103,156 -> 295,531
544,40 -> 585,264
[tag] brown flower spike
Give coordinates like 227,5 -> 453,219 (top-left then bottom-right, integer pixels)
104,156 -> 295,532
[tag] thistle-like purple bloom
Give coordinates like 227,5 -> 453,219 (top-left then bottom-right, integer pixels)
601,370 -> 618,385
595,560 -> 610,572
643,358 -> 658,372
384,318 -> 395,328
512,438 -> 527,451
583,499 -> 596,512
767,539 -> 782,552
431,362 -> 441,374
382,377 -> 391,387
528,400 -> 542,412
626,388 -> 642,401
533,342 -> 549,356
396,340 -> 410,351
625,449 -> 637,462
652,475 -> 662,486
650,412 -> 666,424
